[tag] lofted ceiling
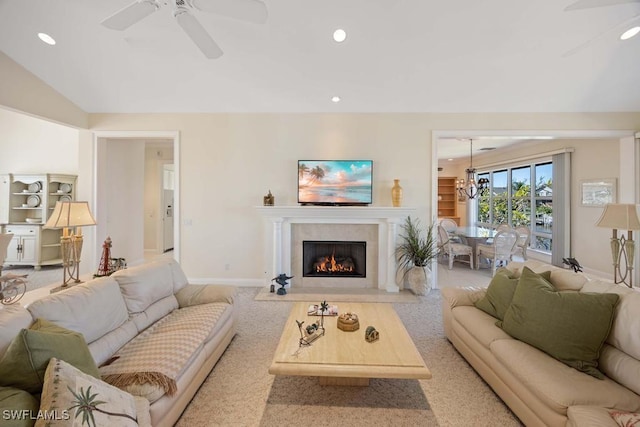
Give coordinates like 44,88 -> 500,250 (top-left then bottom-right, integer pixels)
0,0 -> 639,114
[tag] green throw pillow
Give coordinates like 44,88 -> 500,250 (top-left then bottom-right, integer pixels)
0,386 -> 39,427
501,267 -> 619,379
475,268 -> 552,321
474,268 -> 519,320
0,319 -> 100,394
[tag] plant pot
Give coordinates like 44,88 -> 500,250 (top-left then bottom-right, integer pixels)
407,265 -> 431,295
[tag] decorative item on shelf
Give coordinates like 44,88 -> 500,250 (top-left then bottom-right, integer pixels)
44,201 -> 97,292
337,312 -> 360,331
269,283 -> 275,293
94,237 -> 128,278
562,257 -> 583,273
272,273 -> 293,295
456,139 -> 489,200
391,179 -> 403,207
263,190 -> 275,206
296,319 -> 324,347
596,203 -> 640,287
395,216 -> 439,295
365,326 -> 379,342
0,274 -> 28,305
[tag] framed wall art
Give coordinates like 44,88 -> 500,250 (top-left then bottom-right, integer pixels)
580,178 -> 616,207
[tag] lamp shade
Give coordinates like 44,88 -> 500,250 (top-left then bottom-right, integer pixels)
44,201 -> 97,228
596,204 -> 640,230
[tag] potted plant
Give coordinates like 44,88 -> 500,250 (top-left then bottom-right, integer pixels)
395,216 -> 439,295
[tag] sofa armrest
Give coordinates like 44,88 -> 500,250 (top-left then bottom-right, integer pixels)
175,284 -> 236,308
441,286 -> 486,309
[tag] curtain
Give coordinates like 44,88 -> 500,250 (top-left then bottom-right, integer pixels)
551,152 -> 571,267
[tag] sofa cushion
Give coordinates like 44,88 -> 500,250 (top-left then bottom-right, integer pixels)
161,258 -> 189,293
549,269 -> 590,291
491,339 -> 640,414
474,268 -> 518,320
501,267 -> 619,379
0,320 -> 100,394
581,280 -> 640,361
26,277 -> 129,345
37,358 -> 148,427
0,305 -> 32,358
452,306 -> 513,349
112,262 -> 175,313
600,343 -> 640,396
0,386 -> 39,427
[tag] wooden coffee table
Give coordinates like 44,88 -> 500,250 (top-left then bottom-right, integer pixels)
269,302 -> 432,386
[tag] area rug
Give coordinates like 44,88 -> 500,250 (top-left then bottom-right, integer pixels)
176,287 -> 522,427
254,286 -> 419,303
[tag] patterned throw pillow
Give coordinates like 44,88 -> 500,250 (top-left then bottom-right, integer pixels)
36,358 -> 147,427
611,411 -> 640,427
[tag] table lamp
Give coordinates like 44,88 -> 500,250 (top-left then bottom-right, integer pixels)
596,203 -> 640,287
44,201 -> 97,291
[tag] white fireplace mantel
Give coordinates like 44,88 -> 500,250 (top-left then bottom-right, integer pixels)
256,206 -> 416,292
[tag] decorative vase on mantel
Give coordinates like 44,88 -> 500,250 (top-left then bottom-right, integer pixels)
391,179 -> 403,207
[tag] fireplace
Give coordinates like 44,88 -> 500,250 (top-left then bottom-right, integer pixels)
303,240 -> 366,278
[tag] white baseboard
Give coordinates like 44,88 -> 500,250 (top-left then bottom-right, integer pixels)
188,278 -> 264,287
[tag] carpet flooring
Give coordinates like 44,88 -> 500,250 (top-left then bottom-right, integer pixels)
175,287 -> 522,427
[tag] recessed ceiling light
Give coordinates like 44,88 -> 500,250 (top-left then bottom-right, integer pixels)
447,158 -> 454,161
38,32 -> 56,45
621,26 -> 640,41
333,29 -> 347,43
331,96 -> 341,103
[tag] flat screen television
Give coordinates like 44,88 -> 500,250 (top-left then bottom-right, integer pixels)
298,160 -> 373,206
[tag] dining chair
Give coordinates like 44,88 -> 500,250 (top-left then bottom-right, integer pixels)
476,229 -> 518,276
437,225 -> 474,270
0,234 -> 13,276
496,224 -> 511,232
511,226 -> 531,261
439,218 -> 461,243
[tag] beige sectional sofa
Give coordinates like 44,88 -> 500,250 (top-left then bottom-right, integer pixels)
441,260 -> 640,427
0,259 -> 237,427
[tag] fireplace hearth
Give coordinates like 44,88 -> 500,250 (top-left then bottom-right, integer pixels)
303,240 -> 366,278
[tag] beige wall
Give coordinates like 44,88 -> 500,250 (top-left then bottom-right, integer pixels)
0,108 -> 80,174
86,113 -> 640,283
0,52 -> 87,129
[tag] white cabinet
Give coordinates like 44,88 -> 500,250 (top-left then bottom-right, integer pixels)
0,175 -> 9,224
1,173 -> 77,269
4,225 -> 38,265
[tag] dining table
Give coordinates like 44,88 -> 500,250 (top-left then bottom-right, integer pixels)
453,226 -> 497,264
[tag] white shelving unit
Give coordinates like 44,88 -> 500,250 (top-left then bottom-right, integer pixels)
1,173 -> 77,269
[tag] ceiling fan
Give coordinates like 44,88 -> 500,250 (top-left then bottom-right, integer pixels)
101,0 -> 268,59
563,0 -> 640,56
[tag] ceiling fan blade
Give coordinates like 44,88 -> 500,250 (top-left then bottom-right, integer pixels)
174,9 -> 223,59
565,0 -> 640,11
563,13 -> 640,56
101,0 -> 160,30
189,0 -> 267,24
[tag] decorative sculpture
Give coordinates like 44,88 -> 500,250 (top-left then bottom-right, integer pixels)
562,257 -> 583,273
365,326 -> 380,342
95,237 -> 127,278
272,273 -> 293,295
0,274 -> 27,305
263,190 -> 274,206
296,319 -> 324,347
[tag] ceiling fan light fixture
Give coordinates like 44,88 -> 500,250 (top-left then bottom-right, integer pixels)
331,96 -> 341,103
37,32 -> 56,45
620,26 -> 640,40
333,29 -> 347,43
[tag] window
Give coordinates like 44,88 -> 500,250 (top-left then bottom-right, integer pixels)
477,161 -> 553,253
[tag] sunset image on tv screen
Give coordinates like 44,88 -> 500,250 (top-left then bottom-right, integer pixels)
298,160 -> 373,204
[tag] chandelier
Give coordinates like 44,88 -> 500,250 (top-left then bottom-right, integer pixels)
456,139 -> 489,200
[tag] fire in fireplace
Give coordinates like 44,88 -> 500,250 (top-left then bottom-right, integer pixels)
302,240 -> 366,278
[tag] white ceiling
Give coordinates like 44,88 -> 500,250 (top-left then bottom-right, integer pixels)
1,0 -> 639,113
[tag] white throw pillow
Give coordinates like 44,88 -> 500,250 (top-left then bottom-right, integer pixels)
36,357 -> 149,427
